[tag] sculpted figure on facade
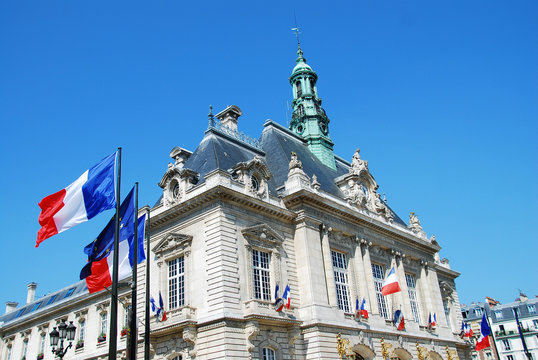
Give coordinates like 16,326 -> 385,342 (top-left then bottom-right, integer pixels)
409,212 -> 427,238
350,148 -> 368,174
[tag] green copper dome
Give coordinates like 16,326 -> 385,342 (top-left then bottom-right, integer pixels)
290,48 -> 317,80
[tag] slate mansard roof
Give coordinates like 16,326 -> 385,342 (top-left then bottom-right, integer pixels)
159,117 -> 406,227
0,281 -> 88,326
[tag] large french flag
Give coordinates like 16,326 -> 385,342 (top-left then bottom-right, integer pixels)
381,266 -> 401,296
80,188 -> 146,294
36,152 -> 117,247
475,313 -> 491,351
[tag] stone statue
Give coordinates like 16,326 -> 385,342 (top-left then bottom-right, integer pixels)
289,151 -> 302,170
409,212 -> 422,231
350,148 -> 368,174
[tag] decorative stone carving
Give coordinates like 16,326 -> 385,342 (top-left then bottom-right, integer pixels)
409,212 -> 427,238
153,232 -> 193,260
245,320 -> 260,355
430,234 -> 439,246
231,155 -> 272,199
182,325 -> 197,358
242,224 -> 284,247
285,152 -> 310,193
159,160 -> 199,207
350,148 -> 368,174
311,174 -> 321,191
440,281 -> 455,299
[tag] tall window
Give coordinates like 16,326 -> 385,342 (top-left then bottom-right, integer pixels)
528,304 -> 536,314
262,347 -> 276,360
296,81 -> 302,97
513,308 -> 521,317
252,249 -> 271,301
507,355 -> 514,360
168,257 -> 185,309
495,310 -> 503,319
100,312 -> 108,335
443,299 -> 452,331
79,319 -> 86,341
372,263 -> 389,319
405,274 -> 421,324
474,308 -> 483,317
6,345 -> 11,360
331,250 -> 351,313
502,339 -> 511,351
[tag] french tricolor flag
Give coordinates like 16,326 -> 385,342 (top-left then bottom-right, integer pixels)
36,152 -> 117,247
80,187 -> 146,294
282,284 -> 291,309
360,298 -> 369,319
475,313 -> 491,351
381,266 -> 401,296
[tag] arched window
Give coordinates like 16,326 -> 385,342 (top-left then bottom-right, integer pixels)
310,79 -> 315,95
262,347 -> 276,360
296,81 -> 302,97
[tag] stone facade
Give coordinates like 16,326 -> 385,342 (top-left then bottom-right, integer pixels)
1,46 -> 468,360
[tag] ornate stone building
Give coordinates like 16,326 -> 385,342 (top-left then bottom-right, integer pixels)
1,45 -> 467,360
145,45 -> 467,359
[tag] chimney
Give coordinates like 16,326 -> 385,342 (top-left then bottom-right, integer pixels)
519,290 -> 528,302
5,301 -> 18,314
27,282 -> 37,304
215,105 -> 242,132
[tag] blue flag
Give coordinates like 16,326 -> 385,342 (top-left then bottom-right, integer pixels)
79,187 -> 146,293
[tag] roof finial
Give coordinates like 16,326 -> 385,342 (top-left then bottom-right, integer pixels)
291,12 -> 304,62
208,105 -> 214,128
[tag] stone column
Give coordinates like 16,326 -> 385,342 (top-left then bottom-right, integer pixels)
419,261 -> 433,325
293,216 -> 330,306
352,236 -> 369,310
427,267 -> 447,328
320,225 -> 338,307
360,239 -> 378,315
395,252 -> 413,322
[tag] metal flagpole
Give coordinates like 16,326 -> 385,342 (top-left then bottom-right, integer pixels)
513,307 -> 532,360
109,147 -> 122,359
483,305 -> 501,360
129,182 -> 139,359
144,207 -> 151,360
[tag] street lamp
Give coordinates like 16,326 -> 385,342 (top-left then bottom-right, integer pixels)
49,321 -> 76,359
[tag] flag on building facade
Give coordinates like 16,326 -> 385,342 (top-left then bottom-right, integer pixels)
79,187 -> 146,293
150,292 -> 167,322
360,298 -> 369,319
282,284 -> 291,309
381,266 -> 401,296
394,309 -> 405,331
274,284 -> 285,312
475,313 -> 491,351
461,322 -> 473,337
36,152 -> 117,247
428,312 -> 437,328
355,298 -> 361,319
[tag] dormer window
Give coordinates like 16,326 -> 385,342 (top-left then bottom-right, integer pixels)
172,182 -> 180,199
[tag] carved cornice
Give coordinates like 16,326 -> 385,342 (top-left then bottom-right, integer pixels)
150,186 -> 297,230
242,224 -> 284,247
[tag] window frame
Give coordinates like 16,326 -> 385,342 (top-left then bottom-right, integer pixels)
242,224 -> 285,304
372,263 -> 389,319
405,273 -> 422,324
262,347 -> 277,360
168,256 -> 185,309
331,250 -> 351,313
153,232 -> 193,313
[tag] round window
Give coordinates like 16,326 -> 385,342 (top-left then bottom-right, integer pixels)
250,175 -> 260,191
172,182 -> 180,198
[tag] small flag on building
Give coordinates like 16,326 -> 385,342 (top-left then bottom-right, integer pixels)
381,267 -> 401,296
360,298 -> 369,319
461,322 -> 473,337
150,292 -> 167,322
428,312 -> 437,328
394,309 -> 405,331
282,284 -> 291,310
274,284 -> 285,312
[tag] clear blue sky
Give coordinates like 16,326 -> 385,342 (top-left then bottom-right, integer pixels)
1,1 -> 536,310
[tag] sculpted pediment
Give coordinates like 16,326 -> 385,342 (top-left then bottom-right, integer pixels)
241,224 -> 284,246
153,232 -> 193,257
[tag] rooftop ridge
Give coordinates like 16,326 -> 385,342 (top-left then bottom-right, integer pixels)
208,117 -> 262,151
